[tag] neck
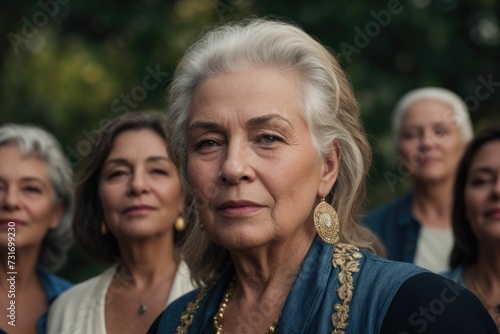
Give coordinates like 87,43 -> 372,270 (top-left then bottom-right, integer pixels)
472,244 -> 500,284
116,233 -> 179,288
0,245 -> 41,290
411,178 -> 453,229
230,229 -> 315,301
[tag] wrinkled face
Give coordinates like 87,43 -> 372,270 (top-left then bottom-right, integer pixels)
398,100 -> 465,183
0,145 -> 61,250
465,140 -> 500,240
187,68 -> 330,250
99,130 -> 184,241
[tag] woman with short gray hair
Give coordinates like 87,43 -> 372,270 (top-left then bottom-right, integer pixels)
0,123 -> 73,334
364,87 -> 473,273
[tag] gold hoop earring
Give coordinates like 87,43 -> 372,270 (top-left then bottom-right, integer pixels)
175,216 -> 185,232
100,222 -> 108,235
314,198 -> 339,244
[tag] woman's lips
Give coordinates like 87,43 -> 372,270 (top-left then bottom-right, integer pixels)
123,205 -> 155,215
218,201 -> 264,216
486,209 -> 500,219
0,219 -> 27,227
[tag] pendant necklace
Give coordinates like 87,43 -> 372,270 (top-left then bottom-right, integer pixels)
117,264 -> 173,316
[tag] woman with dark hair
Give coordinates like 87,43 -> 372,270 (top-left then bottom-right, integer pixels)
148,18 -> 496,333
442,124 -> 500,329
48,112 -> 194,334
0,124 -> 73,334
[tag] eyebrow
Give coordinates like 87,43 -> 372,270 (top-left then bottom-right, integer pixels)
0,176 -> 47,186
470,166 -> 494,175
103,156 -> 170,167
189,113 -> 293,131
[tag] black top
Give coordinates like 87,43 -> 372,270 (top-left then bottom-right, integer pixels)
381,272 -> 497,333
148,272 -> 497,333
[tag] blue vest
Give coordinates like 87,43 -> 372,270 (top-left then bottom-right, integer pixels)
152,237 -> 426,333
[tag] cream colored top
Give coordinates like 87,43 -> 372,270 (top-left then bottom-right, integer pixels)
414,225 -> 453,273
46,261 -> 194,334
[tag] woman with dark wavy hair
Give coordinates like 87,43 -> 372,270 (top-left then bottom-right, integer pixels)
442,124 -> 500,330
48,112 -> 194,334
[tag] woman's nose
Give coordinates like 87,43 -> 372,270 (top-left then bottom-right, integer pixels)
218,143 -> 253,185
128,171 -> 150,195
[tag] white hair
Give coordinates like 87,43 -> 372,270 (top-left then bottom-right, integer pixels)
392,87 -> 473,144
0,124 -> 73,271
166,18 -> 383,287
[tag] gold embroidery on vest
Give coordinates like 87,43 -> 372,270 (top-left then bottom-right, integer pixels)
331,243 -> 362,334
176,287 -> 209,334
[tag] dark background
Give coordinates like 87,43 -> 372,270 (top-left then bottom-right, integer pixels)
1,0 -> 499,282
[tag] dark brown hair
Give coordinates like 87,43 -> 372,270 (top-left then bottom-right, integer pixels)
73,112 -> 186,265
449,124 -> 500,268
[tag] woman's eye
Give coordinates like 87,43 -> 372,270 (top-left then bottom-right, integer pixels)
108,171 -> 127,179
435,127 -> 447,136
470,178 -> 490,186
151,168 -> 168,175
195,140 -> 220,150
257,134 -> 281,144
24,186 -> 41,193
402,131 -> 418,140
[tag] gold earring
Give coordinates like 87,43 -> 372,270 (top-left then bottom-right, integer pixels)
314,198 -> 339,244
175,216 -> 185,232
100,222 -> 108,235
199,223 -> 204,231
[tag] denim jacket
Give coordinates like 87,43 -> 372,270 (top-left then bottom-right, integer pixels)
1,267 -> 72,334
150,236 -> 425,333
363,192 -> 421,263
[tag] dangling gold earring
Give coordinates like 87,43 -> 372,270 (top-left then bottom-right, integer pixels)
175,216 -> 185,232
100,222 -> 108,235
314,197 -> 339,244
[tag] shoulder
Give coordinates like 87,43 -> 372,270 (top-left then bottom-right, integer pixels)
361,251 -> 426,278
39,270 -> 73,292
439,266 -> 466,286
49,265 -> 115,313
363,192 -> 411,228
382,272 -> 498,333
37,268 -> 73,305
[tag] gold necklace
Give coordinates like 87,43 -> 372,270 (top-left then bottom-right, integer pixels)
213,279 -> 282,334
470,270 -> 500,329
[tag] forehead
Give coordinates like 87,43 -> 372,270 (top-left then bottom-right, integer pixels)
402,99 -> 456,127
470,140 -> 500,170
0,145 -> 50,181
189,68 -> 304,124
108,129 -> 168,157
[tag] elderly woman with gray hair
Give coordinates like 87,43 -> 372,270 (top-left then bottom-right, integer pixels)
148,18 -> 495,333
0,124 -> 73,334
364,87 -> 474,273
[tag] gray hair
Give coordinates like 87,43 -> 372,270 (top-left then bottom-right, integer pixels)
392,87 -> 474,144
0,124 -> 73,271
167,18 -> 383,287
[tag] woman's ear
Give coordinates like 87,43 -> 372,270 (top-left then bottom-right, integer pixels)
318,140 -> 342,198
49,203 -> 64,229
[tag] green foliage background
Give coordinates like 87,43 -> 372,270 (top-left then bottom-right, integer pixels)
1,0 -> 499,282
